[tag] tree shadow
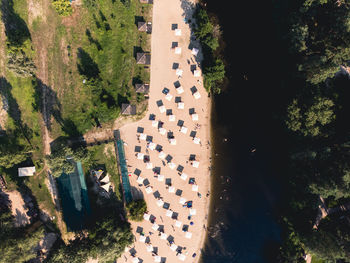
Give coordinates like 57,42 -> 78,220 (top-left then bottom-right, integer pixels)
77,48 -> 100,80
85,29 -> 102,51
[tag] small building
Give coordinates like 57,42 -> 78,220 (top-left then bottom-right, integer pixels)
135,83 -> 150,94
140,0 -> 153,4
136,52 -> 151,65
18,167 -> 36,177
121,104 -> 137,115
138,22 -> 152,34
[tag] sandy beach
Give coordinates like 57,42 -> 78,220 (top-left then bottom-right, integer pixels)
118,0 -> 211,262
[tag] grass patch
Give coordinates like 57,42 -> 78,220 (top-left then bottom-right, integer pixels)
311,255 -> 326,263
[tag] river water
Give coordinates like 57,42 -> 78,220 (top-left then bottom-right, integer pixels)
200,0 -> 289,262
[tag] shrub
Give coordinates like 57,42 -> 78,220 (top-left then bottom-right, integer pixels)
52,0 -> 73,16
126,199 -> 147,221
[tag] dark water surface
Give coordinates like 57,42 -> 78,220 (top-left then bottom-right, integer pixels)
200,0 -> 290,262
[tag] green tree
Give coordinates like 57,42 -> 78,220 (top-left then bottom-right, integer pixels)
52,0 -> 72,16
203,59 -> 225,94
126,199 -> 147,221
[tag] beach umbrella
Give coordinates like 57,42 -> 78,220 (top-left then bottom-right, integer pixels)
191,114 -> 199,121
146,245 -> 153,252
193,91 -> 201,100
159,105 -> 166,113
169,138 -> 177,145
152,223 -> 159,231
168,162 -> 176,170
191,48 -> 199,56
190,208 -> 197,215
158,151 -> 166,159
136,176 -> 144,184
177,102 -> 185,110
185,232 -> 192,239
192,161 -> 200,168
101,183 -> 110,192
169,115 -> 176,122
165,93 -> 173,101
158,174 -> 164,182
179,197 -> 187,205
100,174 -> 110,183
176,86 -> 184,94
175,47 -> 182,54
157,199 -> 164,207
149,142 -> 156,150
159,127 -> 167,135
152,120 -> 158,127
137,153 -> 144,160
140,133 -> 147,141
170,243 -> 178,251
168,186 -> 175,193
143,213 -> 150,221
193,69 -> 201,77
139,235 -> 146,243
146,162 -> 153,169
178,253 -> 186,261
145,186 -> 153,194
132,258 -> 140,263
192,184 -> 199,192
154,256 -> 161,263
160,232 -> 168,240
180,173 -> 188,180
166,210 -> 173,217
193,137 -> 201,145
180,126 -> 188,134
175,220 -> 182,228
176,68 -> 183,76
175,29 -> 182,36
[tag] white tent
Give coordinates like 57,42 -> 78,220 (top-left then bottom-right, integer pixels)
175,47 -> 182,54
154,256 -> 161,263
152,120 -> 158,127
177,102 -> 185,109
178,254 -> 186,261
158,151 -> 166,159
192,113 -> 199,121
159,127 -> 166,135
100,175 -> 110,183
139,235 -> 146,243
101,183 -> 110,192
169,115 -> 176,122
140,133 -> 147,140
166,210 -> 173,217
169,138 -> 177,145
157,174 -> 164,182
137,153 -> 144,160
190,208 -> 197,215
191,48 -> 199,56
175,28 -> 182,36
193,69 -> 201,77
143,213 -> 150,221
160,232 -> 167,240
146,162 -> 153,169
168,162 -> 176,170
170,243 -> 177,251
157,199 -> 164,207
149,142 -> 156,150
192,161 -> 200,168
152,223 -> 159,231
165,93 -> 173,101
137,176 -> 144,184
18,167 -> 35,177
168,186 -> 175,193
145,186 -> 153,194
175,220 -> 182,228
192,184 -> 199,192
159,105 -> 166,113
193,137 -> 201,144
176,68 -> 183,76
180,173 -> 188,180
179,197 -> 187,205
185,232 -> 192,239
180,126 -> 188,134
176,86 -> 184,94
132,257 -> 140,263
146,245 -> 153,252
193,91 -> 201,99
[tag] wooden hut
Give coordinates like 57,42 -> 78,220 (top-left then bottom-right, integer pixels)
136,52 -> 151,65
135,83 -> 150,94
121,104 -> 136,115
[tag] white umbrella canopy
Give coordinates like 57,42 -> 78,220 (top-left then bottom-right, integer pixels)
180,126 -> 188,134
136,176 -> 144,184
177,102 -> 185,109
170,243 -> 178,251
175,28 -> 182,36
100,175 -> 110,183
152,223 -> 159,231
180,173 -> 188,180
176,86 -> 184,94
157,199 -> 164,207
137,153 -> 144,160
101,183 -> 110,192
176,68 -> 183,76
154,256 -> 161,263
158,174 -> 164,182
147,245 -> 153,252
178,253 -> 186,261
159,105 -> 166,113
158,151 -> 166,159
190,208 -> 197,215
165,93 -> 173,101
193,69 -> 201,77
192,161 -> 200,168
191,113 -> 199,121
149,142 -> 156,150
152,120 -> 159,127
175,220 -> 182,228
169,115 -> 176,122
192,184 -> 199,192
159,127 -> 167,135
194,91 -> 201,100
193,137 -> 201,144
160,232 -> 167,240
166,210 -> 173,217
146,162 -> 153,169
140,133 -> 147,141
168,186 -> 175,193
145,186 -> 153,194
169,138 -> 177,145
185,232 -> 192,239
168,162 -> 176,170
143,213 -> 150,221
191,48 -> 199,56
139,235 -> 146,243
175,47 -> 182,54
179,197 -> 186,205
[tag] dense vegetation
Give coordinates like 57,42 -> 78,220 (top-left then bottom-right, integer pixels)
274,0 -> 350,262
52,0 -> 72,16
126,199 -> 147,221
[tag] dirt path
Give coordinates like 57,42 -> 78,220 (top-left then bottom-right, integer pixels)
0,16 -> 8,129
